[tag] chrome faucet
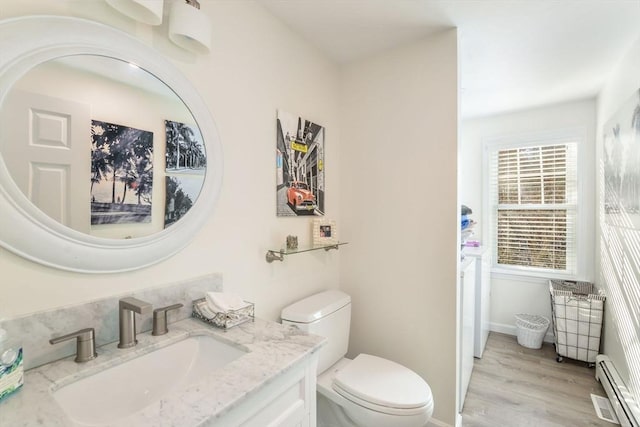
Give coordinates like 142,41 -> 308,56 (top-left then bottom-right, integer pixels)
49,328 -> 97,363
118,297 -> 152,349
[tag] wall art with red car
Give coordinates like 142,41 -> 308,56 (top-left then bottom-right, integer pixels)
276,110 -> 325,216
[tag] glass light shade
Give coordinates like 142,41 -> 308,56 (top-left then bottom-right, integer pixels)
169,1 -> 212,54
106,0 -> 164,25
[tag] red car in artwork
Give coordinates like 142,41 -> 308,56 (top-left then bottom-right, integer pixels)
287,181 -> 316,212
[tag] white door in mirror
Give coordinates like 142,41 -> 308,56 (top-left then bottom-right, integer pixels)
1,90 -> 91,233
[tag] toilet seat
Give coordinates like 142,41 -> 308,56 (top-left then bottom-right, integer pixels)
332,354 -> 433,416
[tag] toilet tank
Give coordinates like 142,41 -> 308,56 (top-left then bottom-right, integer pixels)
281,290 -> 351,374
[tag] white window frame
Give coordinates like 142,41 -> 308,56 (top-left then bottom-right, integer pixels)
483,129 -> 587,280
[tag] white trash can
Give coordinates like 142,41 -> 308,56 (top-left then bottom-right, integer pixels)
515,314 -> 550,349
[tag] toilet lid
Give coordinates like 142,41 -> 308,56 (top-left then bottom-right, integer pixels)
332,354 -> 432,412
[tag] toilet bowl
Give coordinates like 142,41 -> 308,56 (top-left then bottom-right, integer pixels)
318,356 -> 433,427
281,290 -> 433,427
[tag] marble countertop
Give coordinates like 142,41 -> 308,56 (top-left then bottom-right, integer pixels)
0,317 -> 325,427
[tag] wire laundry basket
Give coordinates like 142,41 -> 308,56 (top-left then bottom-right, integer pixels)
549,280 -> 605,366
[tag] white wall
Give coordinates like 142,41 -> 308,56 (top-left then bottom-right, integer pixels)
460,99 -> 597,332
596,35 -> 640,403
0,1 -> 342,322
339,30 -> 459,425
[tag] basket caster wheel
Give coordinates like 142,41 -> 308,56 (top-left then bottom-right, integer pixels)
556,356 -> 564,363
588,363 -> 595,368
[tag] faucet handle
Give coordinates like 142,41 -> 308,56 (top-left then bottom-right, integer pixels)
49,328 -> 97,363
152,303 -> 184,336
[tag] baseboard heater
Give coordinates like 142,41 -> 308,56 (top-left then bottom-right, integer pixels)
595,355 -> 640,427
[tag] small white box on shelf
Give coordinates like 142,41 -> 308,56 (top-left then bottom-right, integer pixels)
312,219 -> 337,246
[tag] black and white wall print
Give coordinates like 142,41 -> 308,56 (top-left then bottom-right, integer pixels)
603,89 -> 640,228
165,120 -> 206,172
276,110 -> 325,216
164,175 -> 202,228
163,120 -> 205,227
90,120 -> 153,225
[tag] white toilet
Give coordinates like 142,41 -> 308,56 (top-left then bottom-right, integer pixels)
281,290 -> 434,427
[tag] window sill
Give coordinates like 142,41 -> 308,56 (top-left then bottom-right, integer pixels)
490,266 -> 581,283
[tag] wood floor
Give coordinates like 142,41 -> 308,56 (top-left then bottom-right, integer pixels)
461,332 -> 612,427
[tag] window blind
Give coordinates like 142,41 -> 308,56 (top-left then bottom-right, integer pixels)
489,143 -> 578,274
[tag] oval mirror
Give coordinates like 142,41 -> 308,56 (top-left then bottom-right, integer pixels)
2,54 -> 207,239
0,16 -> 223,273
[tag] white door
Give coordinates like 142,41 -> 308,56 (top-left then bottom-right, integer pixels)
1,90 -> 91,233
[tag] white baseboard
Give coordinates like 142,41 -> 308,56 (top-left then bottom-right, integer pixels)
490,321 -> 554,343
428,416 -> 453,427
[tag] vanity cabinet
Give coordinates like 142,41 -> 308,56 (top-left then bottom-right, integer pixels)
1,314 -> 324,427
217,355 -> 318,427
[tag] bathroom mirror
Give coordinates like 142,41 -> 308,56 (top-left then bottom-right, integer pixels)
0,16 -> 223,273
1,55 -> 206,239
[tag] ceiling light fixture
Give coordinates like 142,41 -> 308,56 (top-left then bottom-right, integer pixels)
169,0 -> 212,54
105,0 -> 164,26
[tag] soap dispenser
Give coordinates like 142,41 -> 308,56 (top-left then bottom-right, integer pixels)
0,327 -> 23,401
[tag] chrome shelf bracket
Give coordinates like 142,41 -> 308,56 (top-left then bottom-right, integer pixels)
266,250 -> 285,263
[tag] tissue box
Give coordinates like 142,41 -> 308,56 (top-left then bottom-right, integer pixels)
0,347 -> 23,402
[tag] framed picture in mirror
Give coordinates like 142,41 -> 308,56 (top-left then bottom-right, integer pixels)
90,120 -> 153,225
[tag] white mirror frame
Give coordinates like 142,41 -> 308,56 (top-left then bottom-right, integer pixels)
0,16 -> 223,273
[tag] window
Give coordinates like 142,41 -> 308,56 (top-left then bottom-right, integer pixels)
488,140 -> 578,275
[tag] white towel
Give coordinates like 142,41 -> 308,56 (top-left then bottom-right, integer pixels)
197,302 -> 218,319
205,292 -> 249,313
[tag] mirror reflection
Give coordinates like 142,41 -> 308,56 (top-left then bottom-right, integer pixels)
0,55 -> 205,239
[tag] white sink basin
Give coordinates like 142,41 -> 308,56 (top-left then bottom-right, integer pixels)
52,335 -> 246,426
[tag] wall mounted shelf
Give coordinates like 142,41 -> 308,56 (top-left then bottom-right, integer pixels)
265,242 -> 348,263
